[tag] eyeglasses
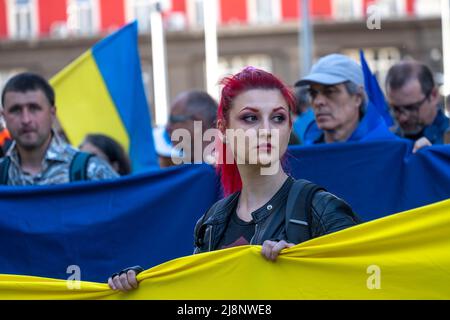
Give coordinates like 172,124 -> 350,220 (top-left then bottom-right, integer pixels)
390,92 -> 431,116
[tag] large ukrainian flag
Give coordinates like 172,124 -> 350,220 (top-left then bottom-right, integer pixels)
1,198 -> 450,299
50,22 -> 158,173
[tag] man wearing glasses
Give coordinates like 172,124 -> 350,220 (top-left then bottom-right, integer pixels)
386,61 -> 449,152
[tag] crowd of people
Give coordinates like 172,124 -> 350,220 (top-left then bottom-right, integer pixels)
0,53 -> 448,292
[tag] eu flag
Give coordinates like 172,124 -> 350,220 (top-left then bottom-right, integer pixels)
359,49 -> 395,127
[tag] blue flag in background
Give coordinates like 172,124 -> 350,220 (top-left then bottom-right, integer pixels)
359,49 -> 395,127
0,164 -> 221,282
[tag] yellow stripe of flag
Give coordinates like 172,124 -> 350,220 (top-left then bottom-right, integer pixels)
50,50 -> 129,152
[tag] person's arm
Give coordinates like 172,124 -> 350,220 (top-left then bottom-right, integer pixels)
310,191 -> 359,238
260,191 -> 359,261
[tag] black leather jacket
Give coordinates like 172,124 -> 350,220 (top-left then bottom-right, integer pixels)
194,179 -> 360,254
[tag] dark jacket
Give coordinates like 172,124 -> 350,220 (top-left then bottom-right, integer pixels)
194,178 -> 360,254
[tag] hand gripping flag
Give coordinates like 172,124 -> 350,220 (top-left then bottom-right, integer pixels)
1,198 -> 450,299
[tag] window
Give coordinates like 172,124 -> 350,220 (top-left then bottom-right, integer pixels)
216,54 -> 273,101
7,0 -> 38,39
192,0 -> 204,27
248,0 -> 281,24
0,69 -> 25,94
415,0 -> 442,17
67,0 -> 99,36
186,0 -> 221,30
332,0 -> 363,20
341,47 -> 401,89
368,0 -> 406,18
125,0 -> 172,33
218,54 -> 273,79
126,0 -> 153,33
187,0 -> 205,29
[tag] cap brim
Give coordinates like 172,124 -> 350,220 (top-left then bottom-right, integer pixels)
152,127 -> 179,158
295,73 -> 347,87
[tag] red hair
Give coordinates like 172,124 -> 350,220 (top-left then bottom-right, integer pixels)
217,67 -> 296,196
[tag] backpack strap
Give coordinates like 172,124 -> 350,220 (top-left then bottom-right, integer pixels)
0,157 -> 11,185
69,152 -> 93,182
285,179 -> 325,244
194,201 -> 221,249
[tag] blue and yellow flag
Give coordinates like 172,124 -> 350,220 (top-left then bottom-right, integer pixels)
1,198 -> 450,300
1,141 -> 450,283
50,22 -> 158,173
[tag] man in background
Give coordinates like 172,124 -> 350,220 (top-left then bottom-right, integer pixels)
386,61 -> 449,152
0,72 -> 118,185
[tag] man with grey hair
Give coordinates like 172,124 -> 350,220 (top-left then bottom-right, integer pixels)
296,53 -> 396,144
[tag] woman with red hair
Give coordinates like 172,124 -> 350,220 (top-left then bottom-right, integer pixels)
108,67 -> 359,292
193,66 -> 359,255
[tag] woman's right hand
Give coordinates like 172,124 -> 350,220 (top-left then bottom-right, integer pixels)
108,269 -> 139,292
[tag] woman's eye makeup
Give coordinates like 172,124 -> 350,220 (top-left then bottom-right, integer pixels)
239,114 -> 257,122
272,114 -> 286,123
238,110 -> 287,123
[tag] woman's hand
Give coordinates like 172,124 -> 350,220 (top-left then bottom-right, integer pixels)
108,269 -> 139,292
261,240 -> 294,261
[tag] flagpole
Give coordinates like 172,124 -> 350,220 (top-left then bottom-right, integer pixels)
299,0 -> 314,77
203,0 -> 219,100
151,1 -> 169,126
442,0 -> 450,114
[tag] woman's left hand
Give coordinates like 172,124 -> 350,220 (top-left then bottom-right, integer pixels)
261,240 -> 294,261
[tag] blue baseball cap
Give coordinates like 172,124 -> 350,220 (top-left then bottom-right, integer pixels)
295,54 -> 364,87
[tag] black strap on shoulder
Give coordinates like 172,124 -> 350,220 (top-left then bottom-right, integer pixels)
285,179 -> 325,244
194,202 -> 220,248
69,152 -> 93,182
0,157 -> 11,185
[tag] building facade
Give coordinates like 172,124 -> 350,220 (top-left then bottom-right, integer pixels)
2,0 -> 441,39
0,0 -> 445,123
